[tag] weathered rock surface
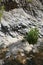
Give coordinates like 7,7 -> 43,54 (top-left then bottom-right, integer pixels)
0,8 -> 43,53
0,0 -> 43,65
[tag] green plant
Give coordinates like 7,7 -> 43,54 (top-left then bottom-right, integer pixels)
26,28 -> 39,44
26,0 -> 32,3
0,0 -> 4,22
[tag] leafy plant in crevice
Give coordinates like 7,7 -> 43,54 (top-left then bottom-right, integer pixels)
26,28 -> 39,44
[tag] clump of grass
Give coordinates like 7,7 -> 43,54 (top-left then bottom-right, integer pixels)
26,28 -> 39,44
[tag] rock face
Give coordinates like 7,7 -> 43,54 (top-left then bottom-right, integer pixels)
0,0 -> 43,65
19,0 -> 43,20
0,8 -> 43,54
1,0 -> 43,13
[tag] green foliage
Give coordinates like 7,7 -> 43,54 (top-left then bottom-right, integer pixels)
0,11 -> 2,18
26,0 -> 32,3
0,0 -> 5,21
26,28 -> 39,44
0,5 -> 5,22
0,0 -> 1,2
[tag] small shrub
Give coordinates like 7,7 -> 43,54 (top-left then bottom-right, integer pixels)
26,28 -> 39,44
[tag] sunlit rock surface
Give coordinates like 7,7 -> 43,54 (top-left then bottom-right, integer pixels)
1,8 -> 43,44
0,2 -> 43,65
0,0 -> 43,65
0,8 -> 43,55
